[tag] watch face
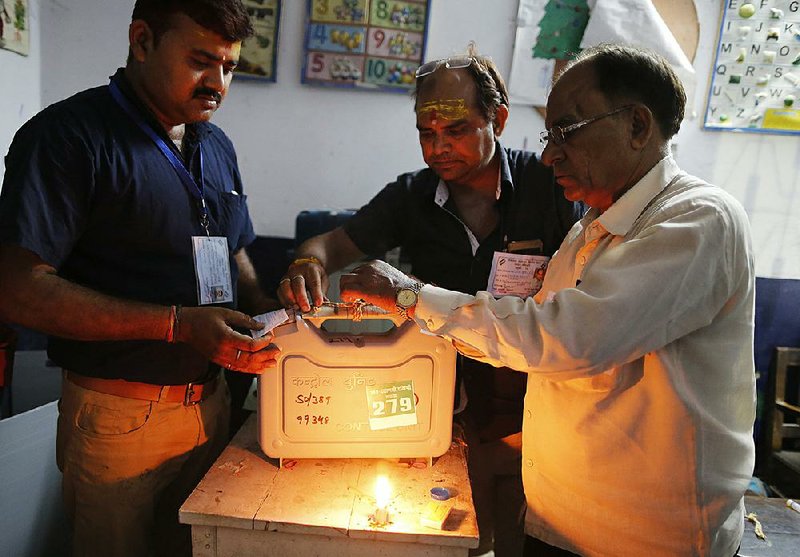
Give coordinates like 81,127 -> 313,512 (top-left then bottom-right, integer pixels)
397,288 -> 417,307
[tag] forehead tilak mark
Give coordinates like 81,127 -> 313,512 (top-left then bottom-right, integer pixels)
417,98 -> 468,121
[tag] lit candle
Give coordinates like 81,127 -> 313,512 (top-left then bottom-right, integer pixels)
372,475 -> 391,526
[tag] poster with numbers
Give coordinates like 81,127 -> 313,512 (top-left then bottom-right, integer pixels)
238,0 -> 282,81
704,1 -> 800,135
302,0 -> 431,92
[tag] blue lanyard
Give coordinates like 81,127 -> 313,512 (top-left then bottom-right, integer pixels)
108,79 -> 210,235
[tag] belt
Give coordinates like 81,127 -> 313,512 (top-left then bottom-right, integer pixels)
64,370 -> 220,406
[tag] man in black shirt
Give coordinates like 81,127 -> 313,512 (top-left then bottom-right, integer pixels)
278,45 -> 582,557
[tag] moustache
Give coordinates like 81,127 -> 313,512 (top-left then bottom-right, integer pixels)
193,89 -> 222,102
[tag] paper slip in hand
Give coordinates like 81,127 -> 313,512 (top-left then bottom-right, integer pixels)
250,309 -> 291,339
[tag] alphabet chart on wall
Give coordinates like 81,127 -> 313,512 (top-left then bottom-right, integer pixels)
704,1 -> 800,134
301,0 -> 430,92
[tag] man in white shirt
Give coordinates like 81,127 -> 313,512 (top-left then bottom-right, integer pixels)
338,44 -> 756,557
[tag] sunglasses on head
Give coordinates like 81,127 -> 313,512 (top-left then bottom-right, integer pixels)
415,56 -> 476,79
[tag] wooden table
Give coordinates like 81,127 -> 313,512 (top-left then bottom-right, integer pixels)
180,414 -> 479,556
741,496 -> 800,556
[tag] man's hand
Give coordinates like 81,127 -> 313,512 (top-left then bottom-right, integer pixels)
277,259 -> 329,313
177,306 -> 280,374
235,247 -> 282,316
339,260 -> 417,313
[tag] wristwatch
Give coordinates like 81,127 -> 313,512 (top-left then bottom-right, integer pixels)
395,282 -> 422,321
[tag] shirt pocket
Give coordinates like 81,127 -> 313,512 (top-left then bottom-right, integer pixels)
213,191 -> 250,252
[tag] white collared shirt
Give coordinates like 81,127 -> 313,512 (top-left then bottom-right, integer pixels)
415,157 -> 756,556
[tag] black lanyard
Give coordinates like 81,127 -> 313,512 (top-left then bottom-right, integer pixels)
108,79 -> 210,235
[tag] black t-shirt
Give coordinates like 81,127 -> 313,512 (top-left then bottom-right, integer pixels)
0,69 -> 255,384
344,145 -> 583,435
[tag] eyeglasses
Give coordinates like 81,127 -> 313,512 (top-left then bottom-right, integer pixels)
415,56 -> 475,78
539,105 -> 635,146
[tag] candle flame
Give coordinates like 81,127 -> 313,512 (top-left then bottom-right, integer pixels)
375,475 -> 391,509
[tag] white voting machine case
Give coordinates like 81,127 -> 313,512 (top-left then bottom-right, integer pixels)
258,306 -> 456,461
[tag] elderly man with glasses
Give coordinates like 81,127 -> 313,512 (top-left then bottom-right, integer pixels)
338,44 -> 756,557
279,44 -> 582,556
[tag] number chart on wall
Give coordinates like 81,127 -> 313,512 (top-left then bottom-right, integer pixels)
704,1 -> 800,135
302,0 -> 431,92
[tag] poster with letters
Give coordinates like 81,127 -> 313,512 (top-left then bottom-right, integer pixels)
704,1 -> 800,135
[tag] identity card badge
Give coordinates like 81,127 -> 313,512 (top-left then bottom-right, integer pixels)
192,236 -> 233,305
487,251 -> 550,298
366,379 -> 418,430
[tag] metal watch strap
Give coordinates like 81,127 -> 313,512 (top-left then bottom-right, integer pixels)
397,304 -> 412,321
396,281 -> 423,321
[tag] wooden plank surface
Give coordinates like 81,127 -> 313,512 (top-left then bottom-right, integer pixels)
347,442 -> 478,548
254,456 -> 361,537
180,416 -> 279,530
181,414 -> 479,550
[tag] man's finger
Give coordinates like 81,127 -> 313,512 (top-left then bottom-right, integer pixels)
303,269 -> 327,309
225,310 -> 267,331
290,274 -> 313,312
277,277 -> 296,307
229,329 -> 274,349
228,344 -> 280,374
242,345 -> 281,370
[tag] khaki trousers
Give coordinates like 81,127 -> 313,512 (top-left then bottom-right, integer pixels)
56,374 -> 230,557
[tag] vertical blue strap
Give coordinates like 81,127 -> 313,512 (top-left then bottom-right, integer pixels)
108,78 -> 209,234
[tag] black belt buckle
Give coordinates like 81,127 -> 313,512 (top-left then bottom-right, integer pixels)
184,382 -> 200,406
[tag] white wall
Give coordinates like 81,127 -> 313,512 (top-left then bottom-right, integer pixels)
18,0 -> 800,280
0,0 -> 40,179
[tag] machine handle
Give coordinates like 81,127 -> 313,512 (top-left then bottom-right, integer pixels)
301,304 -> 407,328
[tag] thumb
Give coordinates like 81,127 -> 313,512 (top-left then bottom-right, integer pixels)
225,309 -> 263,330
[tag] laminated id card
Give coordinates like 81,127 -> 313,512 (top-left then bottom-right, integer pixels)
487,251 -> 550,298
192,236 -> 233,305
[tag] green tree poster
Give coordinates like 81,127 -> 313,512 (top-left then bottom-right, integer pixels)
532,0 -> 590,60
